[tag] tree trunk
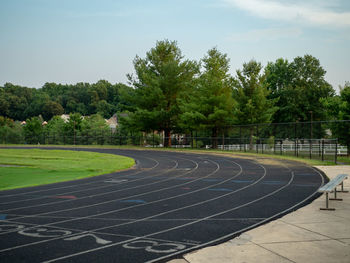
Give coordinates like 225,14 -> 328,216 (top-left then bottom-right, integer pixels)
212,127 -> 218,149
164,128 -> 171,148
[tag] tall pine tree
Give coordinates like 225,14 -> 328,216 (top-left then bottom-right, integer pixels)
126,40 -> 198,147
180,48 -> 236,148
234,60 -> 277,148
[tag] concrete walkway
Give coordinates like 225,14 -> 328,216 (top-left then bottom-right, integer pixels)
169,166 -> 350,263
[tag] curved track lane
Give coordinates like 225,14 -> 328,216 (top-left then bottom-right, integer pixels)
0,148 -> 326,263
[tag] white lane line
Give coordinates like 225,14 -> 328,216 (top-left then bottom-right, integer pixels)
5,214 -> 267,222
0,156 -> 201,234
0,156 -> 180,210
3,158 -> 284,258
0,156 -> 239,250
3,156 -> 295,258
0,154 -> 160,205
2,157 -> 198,216
147,165 -> 325,263
43,163 -> 300,263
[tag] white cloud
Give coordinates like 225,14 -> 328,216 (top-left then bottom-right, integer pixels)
228,27 -> 302,42
224,0 -> 350,27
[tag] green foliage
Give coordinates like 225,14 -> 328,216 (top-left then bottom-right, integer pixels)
180,48 -> 235,148
23,116 -> 43,144
0,41 -> 347,147
42,101 -> 64,120
124,40 -> 199,146
233,60 -> 277,148
234,60 -> 277,124
1,80 -> 126,121
0,117 -> 24,144
323,82 -> 350,154
81,114 -> 110,145
265,55 -> 335,138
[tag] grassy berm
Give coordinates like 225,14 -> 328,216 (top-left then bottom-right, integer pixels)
0,149 -> 134,190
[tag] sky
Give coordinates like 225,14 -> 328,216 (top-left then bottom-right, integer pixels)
1,0 -> 349,91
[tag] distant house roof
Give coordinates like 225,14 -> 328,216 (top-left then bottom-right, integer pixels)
60,114 -> 70,123
106,114 -> 118,129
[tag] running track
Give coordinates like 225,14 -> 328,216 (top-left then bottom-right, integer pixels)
0,148 -> 326,262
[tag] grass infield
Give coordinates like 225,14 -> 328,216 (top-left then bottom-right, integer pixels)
0,149 -> 135,191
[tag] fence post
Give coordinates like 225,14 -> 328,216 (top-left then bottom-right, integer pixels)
322,139 -> 324,161
309,139 -> 312,159
222,133 -> 225,151
296,139 -> 299,157
239,127 -> 242,151
319,139 -> 321,157
335,139 -> 338,164
280,140 -> 283,155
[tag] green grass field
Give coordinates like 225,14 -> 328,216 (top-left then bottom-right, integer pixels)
0,149 -> 134,191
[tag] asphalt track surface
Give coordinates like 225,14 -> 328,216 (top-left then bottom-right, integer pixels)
0,148 -> 327,263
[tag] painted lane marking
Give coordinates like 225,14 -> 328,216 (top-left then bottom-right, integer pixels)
123,240 -> 186,254
3,157 -> 322,263
0,214 -> 7,220
202,179 -> 221,182
0,156 -> 178,209
0,156 -> 200,235
41,163 -> 273,263
232,180 -> 254,183
64,233 -> 112,245
149,166 -> 325,263
0,157 -> 238,251
0,224 -> 25,232
104,179 -> 128,183
18,228 -> 72,238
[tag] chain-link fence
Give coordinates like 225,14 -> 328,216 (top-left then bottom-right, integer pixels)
1,120 -> 349,163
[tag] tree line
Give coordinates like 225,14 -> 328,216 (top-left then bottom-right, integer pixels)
0,40 -> 349,150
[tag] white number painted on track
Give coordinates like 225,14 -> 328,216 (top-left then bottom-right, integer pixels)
0,224 -> 25,232
123,240 -> 186,254
18,228 -> 72,238
64,233 -> 112,245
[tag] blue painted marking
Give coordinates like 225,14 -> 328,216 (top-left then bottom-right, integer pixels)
232,180 -> 254,183
0,214 -> 7,220
202,179 -> 221,182
208,188 -> 232,192
120,200 -> 146,204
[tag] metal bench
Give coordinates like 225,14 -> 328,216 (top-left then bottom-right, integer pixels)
318,174 -> 348,210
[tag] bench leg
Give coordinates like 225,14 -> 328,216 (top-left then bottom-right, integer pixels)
339,182 -> 349,193
320,193 -> 335,211
330,188 -> 343,201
